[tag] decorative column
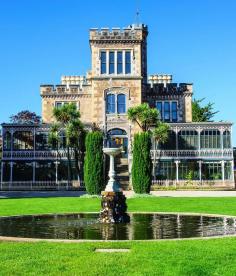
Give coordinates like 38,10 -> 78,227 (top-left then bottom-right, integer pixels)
220,129 -> 224,158
32,161 -> 35,189
198,129 -> 201,156
0,162 -> 3,190
10,162 -> 13,189
221,160 -> 225,184
55,161 -> 59,185
197,160 -> 202,184
175,160 -> 180,183
231,160 -> 235,183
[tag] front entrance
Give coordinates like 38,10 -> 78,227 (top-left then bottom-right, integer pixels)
107,129 -> 128,158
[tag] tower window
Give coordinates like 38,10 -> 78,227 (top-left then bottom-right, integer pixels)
109,51 -> 115,74
117,51 -> 123,74
101,51 -> 107,74
125,51 -> 131,74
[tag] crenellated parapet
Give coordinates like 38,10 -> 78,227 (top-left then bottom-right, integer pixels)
89,24 -> 148,43
147,82 -> 193,95
40,83 -> 91,97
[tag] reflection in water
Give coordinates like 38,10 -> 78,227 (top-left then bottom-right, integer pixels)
0,213 -> 236,240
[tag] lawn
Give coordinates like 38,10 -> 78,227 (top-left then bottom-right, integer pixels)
1,196 -> 236,275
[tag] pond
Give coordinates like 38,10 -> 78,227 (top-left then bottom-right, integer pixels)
0,213 -> 235,240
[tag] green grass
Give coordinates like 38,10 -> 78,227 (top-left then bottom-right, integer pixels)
1,197 -> 236,275
1,239 -> 236,275
1,197 -> 236,216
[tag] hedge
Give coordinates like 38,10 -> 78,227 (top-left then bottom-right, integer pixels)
132,132 -> 152,193
84,131 -> 104,194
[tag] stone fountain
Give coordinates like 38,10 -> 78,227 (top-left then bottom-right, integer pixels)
99,147 -> 130,223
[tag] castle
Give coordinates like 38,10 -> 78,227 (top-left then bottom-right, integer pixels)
1,24 -> 234,190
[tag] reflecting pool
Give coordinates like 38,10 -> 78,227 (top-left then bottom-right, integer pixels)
0,213 -> 235,240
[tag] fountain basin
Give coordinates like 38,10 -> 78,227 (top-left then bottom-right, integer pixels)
0,213 -> 236,241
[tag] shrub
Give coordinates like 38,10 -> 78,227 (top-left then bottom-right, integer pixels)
132,132 -> 152,193
84,131 -> 104,194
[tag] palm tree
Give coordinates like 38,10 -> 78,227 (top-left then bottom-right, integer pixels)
127,103 -> 159,132
128,103 -> 170,183
48,103 -> 85,185
152,122 -> 170,181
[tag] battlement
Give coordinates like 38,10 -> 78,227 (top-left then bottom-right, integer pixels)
148,74 -> 172,87
40,83 -> 91,96
89,24 -> 148,42
147,82 -> 193,95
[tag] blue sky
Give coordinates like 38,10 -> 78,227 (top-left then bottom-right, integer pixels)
0,0 -> 236,143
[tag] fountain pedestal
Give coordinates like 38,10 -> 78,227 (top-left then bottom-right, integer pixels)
99,148 -> 130,223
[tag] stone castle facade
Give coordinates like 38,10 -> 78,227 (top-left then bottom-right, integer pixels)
1,24 -> 234,190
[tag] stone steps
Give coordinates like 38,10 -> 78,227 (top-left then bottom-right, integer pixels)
115,157 -> 130,191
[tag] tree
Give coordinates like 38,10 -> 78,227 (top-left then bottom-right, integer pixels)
84,131 -> 104,194
127,103 -> 159,132
128,103 -> 170,192
152,122 -> 170,180
132,132 -> 152,193
10,110 -> 41,124
192,98 -> 218,122
48,103 -> 85,184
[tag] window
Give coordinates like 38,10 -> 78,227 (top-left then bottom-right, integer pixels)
55,102 -> 78,109
3,131 -> 11,150
106,94 -> 116,114
156,102 -> 162,120
117,51 -> 123,74
157,101 -> 178,122
101,50 -> 132,75
158,131 -> 176,150
56,102 -> 63,108
101,51 -> 107,74
179,161 -> 199,180
125,51 -> 131,74
109,51 -> 115,74
178,130 -> 198,150
164,102 -> 170,122
172,102 -> 178,122
156,161 -> 176,180
36,132 -> 49,150
202,162 -> 222,180
117,94 -> 126,114
106,94 -> 126,114
200,130 -> 221,149
13,131 -> 33,150
223,131 -> 231,149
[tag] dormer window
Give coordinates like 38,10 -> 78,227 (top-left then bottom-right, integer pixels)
100,50 -> 131,75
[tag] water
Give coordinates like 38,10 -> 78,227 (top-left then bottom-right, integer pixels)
0,213 -> 235,240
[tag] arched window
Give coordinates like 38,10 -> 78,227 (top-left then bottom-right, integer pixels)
107,128 -> 127,136
223,131 -> 231,149
178,130 -> 198,150
200,130 -> 221,149
3,131 -> 11,150
117,94 -> 126,114
106,94 -> 115,114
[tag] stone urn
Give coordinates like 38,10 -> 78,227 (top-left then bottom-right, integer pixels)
99,147 -> 130,223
